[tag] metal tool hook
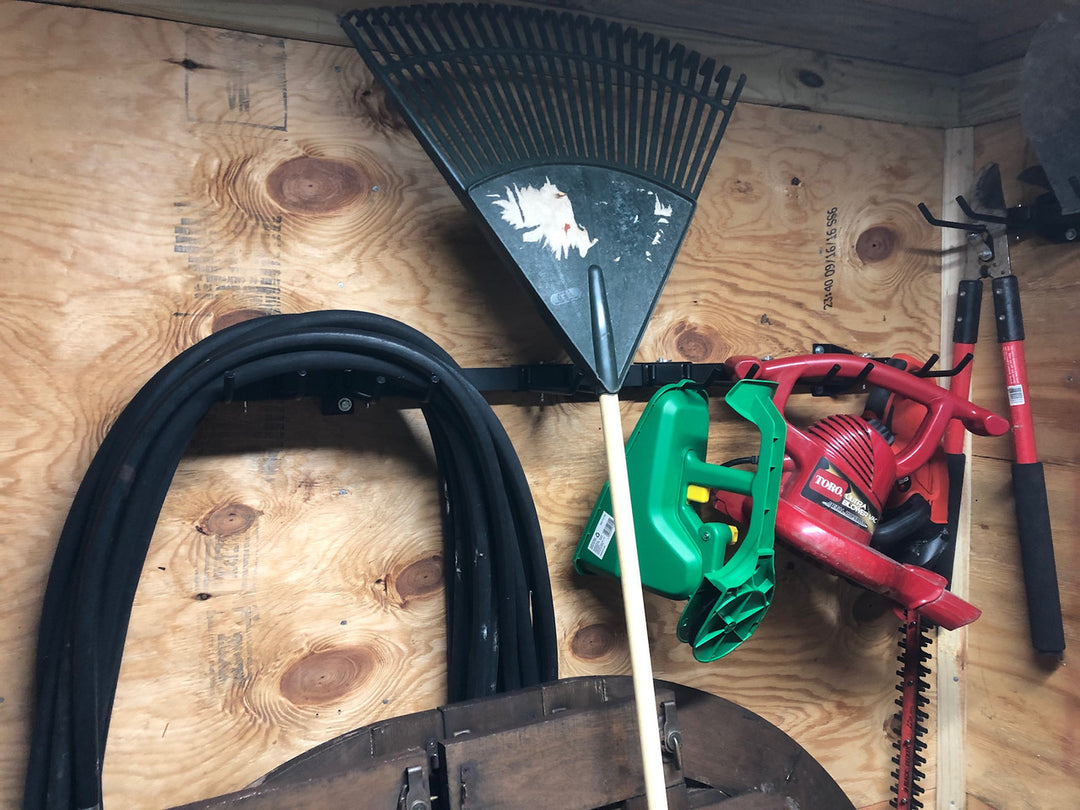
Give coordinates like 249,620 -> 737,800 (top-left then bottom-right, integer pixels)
918,201 -> 997,268
917,202 -> 987,233
916,352 -> 973,379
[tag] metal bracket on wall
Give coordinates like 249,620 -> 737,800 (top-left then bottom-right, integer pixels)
919,171 -> 1080,248
215,351 -> 978,415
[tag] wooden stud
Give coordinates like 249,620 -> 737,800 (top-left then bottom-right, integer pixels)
935,125 -> 974,810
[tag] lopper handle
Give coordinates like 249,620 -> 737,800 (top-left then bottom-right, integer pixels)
1012,462 -> 1065,654
939,277 -> 983,581
944,278 -> 983,456
993,275 -> 1065,655
938,452 -> 966,585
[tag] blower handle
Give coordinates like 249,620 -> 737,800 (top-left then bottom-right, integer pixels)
678,379 -> 787,662
943,278 -> 983,455
728,354 -> 1010,478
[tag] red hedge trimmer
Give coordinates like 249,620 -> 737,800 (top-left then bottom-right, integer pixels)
720,354 -> 1010,809
576,351 -> 1010,807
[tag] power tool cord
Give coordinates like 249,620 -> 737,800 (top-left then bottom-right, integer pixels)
24,310 -> 558,810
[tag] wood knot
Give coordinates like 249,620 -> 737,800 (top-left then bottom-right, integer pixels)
885,711 -> 902,740
855,226 -> 898,263
212,308 -> 271,333
667,321 -> 724,362
730,178 -> 754,195
852,591 -> 890,624
353,83 -> 408,131
280,646 -> 375,706
266,156 -> 367,214
198,502 -> 261,537
395,554 -> 443,601
882,162 -> 913,181
570,623 -> 618,660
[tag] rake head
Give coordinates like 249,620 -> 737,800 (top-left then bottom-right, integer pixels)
342,3 -> 745,390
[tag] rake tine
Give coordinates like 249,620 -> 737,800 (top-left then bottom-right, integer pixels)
505,6 -> 555,160
622,27 -> 640,171
430,7 -> 510,167
665,49 -> 699,187
636,32 -> 658,175
448,5 -> 522,165
691,70 -> 745,196
402,10 -> 489,175
586,18 -> 608,163
523,13 -> 568,159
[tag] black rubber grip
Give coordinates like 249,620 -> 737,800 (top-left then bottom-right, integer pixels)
871,494 -> 932,554
952,279 -> 983,345
1012,461 -> 1066,655
937,452 -> 967,584
588,264 -> 620,394
992,274 -> 1025,344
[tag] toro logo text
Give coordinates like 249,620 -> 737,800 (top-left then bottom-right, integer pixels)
809,468 -> 848,502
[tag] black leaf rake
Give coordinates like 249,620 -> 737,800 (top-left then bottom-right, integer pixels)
341,6 -> 745,806
342,2 -> 744,390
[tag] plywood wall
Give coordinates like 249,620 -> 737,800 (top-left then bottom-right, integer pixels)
961,118 -> 1080,809
0,2 -> 1039,808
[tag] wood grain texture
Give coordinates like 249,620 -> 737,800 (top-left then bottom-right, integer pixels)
961,117 -> 1080,810
958,59 -> 1022,127
35,0 -> 1080,131
32,0 -> 966,127
34,0 -> 1071,74
0,2 -> 952,808
964,458 -> 1079,809
934,125 -> 974,810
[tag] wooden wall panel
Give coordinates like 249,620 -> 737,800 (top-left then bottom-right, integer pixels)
962,118 -> 1080,809
964,460 -> 1079,809
34,0 -> 1076,75
0,2 -> 952,808
33,0 -> 969,128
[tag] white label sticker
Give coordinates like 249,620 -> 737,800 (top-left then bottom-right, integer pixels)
587,511 -> 616,560
1007,384 -> 1026,407
490,179 -> 598,260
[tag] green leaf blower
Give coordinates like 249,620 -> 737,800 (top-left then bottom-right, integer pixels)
573,378 -> 786,662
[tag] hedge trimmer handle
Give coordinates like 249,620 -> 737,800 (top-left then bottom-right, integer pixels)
728,354 -> 1010,477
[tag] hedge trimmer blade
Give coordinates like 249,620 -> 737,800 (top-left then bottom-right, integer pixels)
892,608 -> 931,809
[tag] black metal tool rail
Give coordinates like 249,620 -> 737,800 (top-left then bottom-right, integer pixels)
226,352 -> 973,412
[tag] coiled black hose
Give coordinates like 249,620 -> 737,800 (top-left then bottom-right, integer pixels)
24,310 -> 558,810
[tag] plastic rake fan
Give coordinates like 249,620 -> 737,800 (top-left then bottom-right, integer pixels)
341,2 -> 744,391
